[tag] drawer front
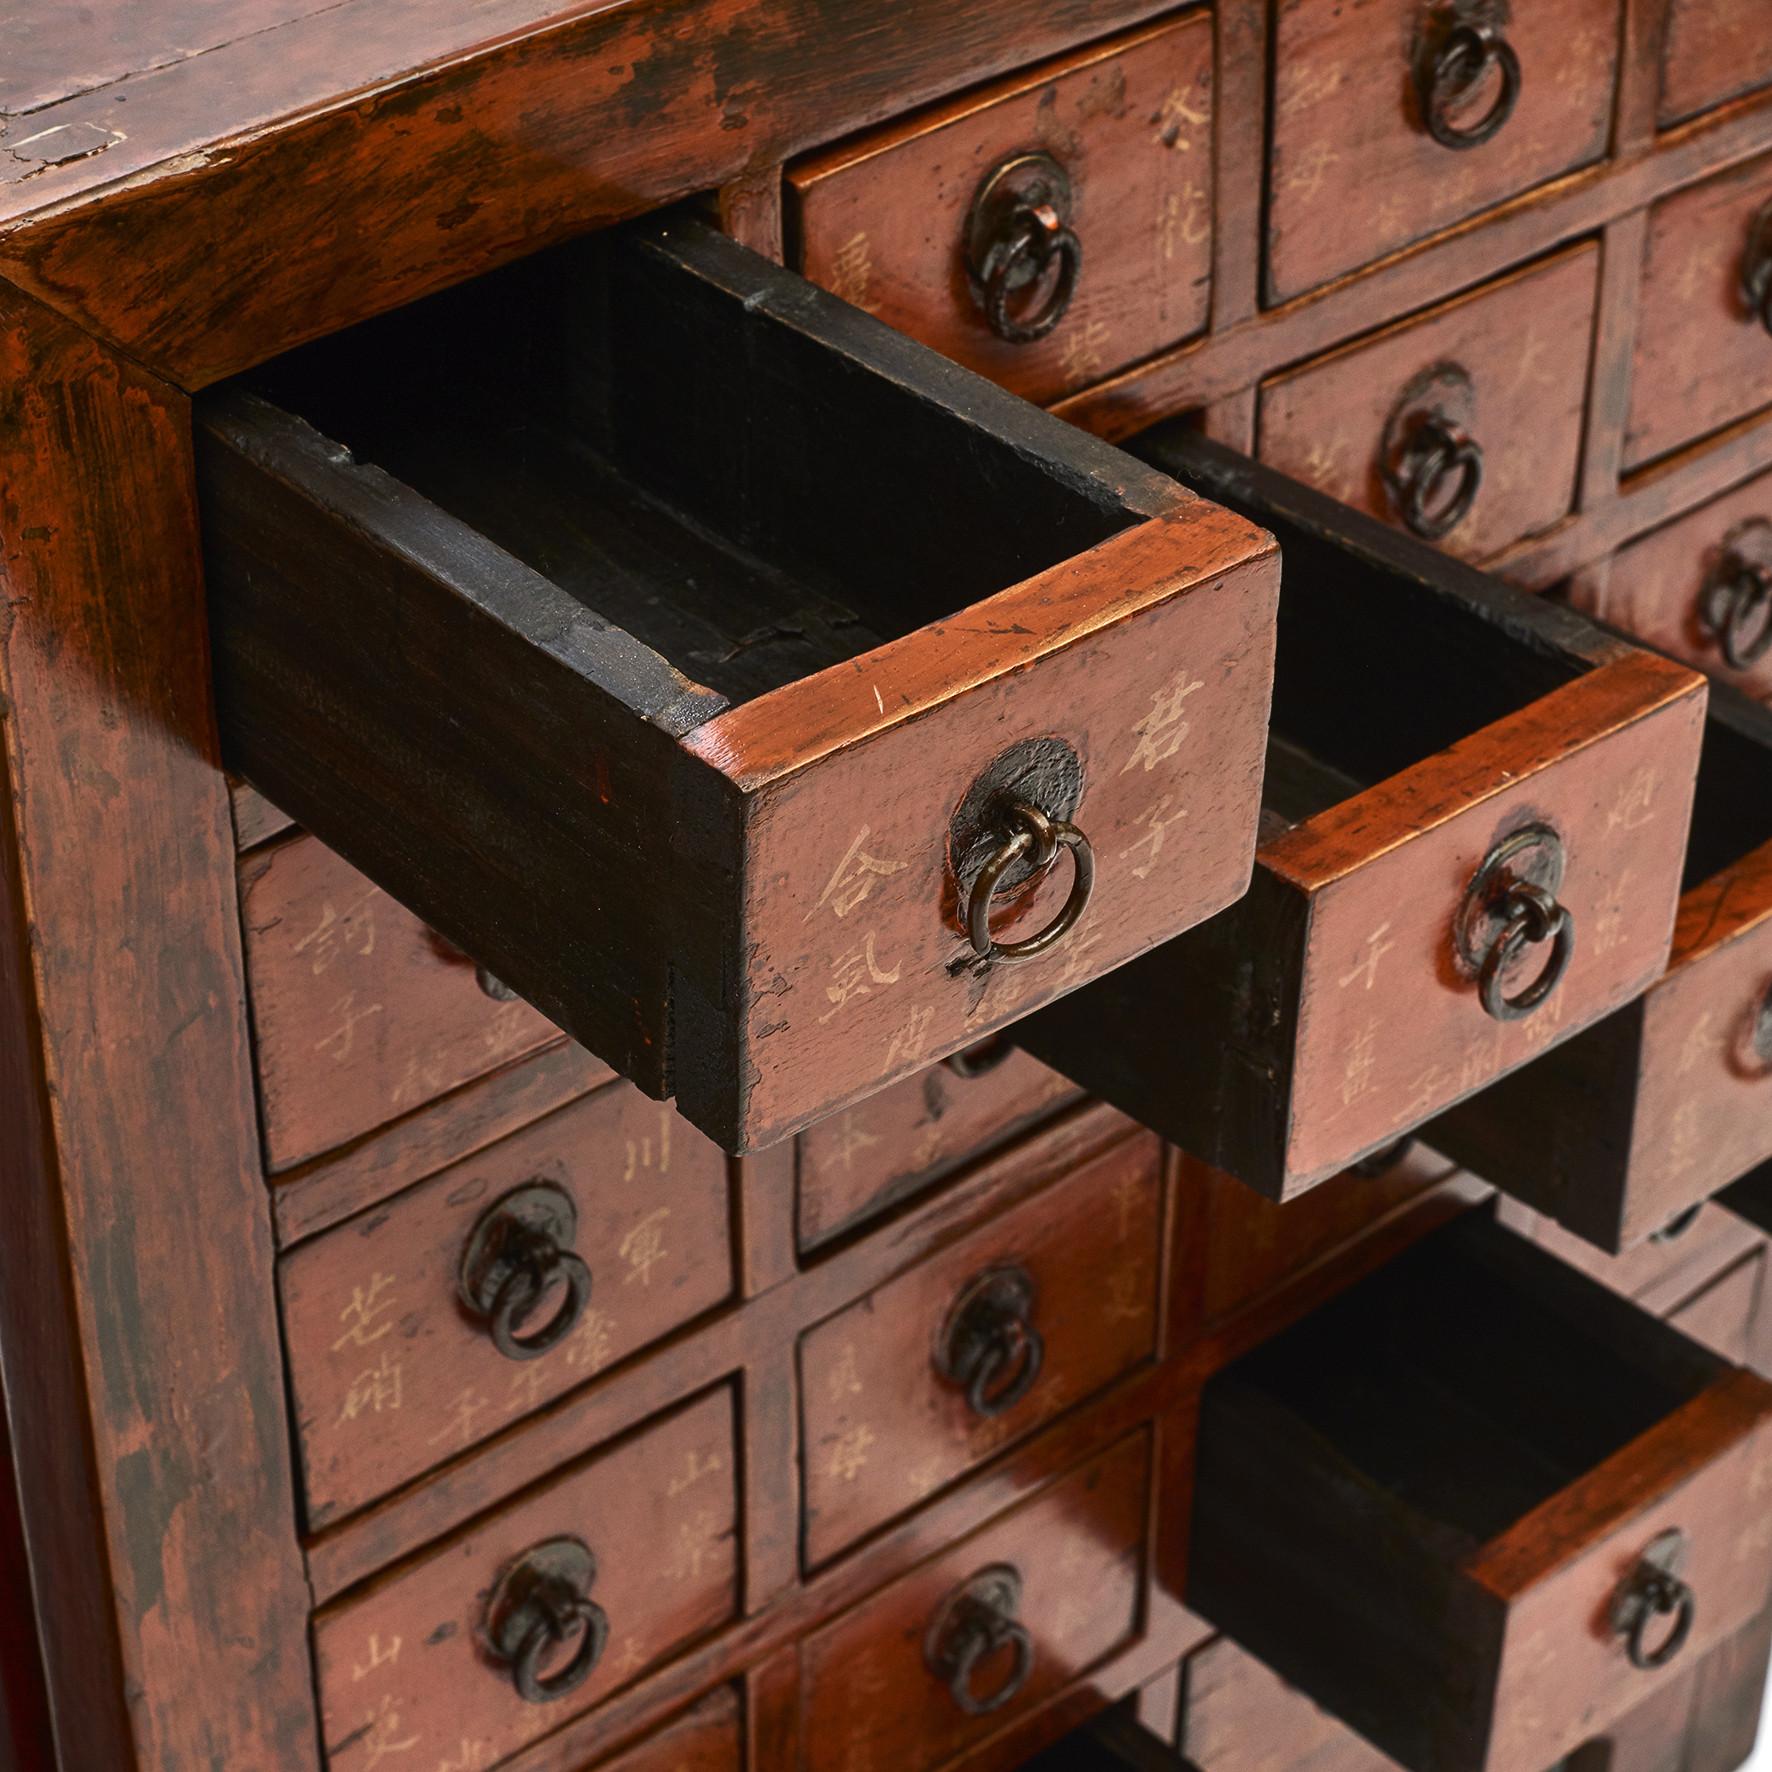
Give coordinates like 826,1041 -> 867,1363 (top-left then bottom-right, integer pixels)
281,1084 -> 732,1526
1661,0 -> 1772,128
242,833 -> 580,1170
1666,1252 -> 1765,1365
796,1042 -> 1083,1251
799,1132 -> 1161,1563
1592,468 -> 1772,701
790,12 -> 1213,406
1628,153 -> 1772,471
1260,247 -> 1598,561
1267,0 -> 1616,301
1473,1380 -> 1772,1771
316,1389 -> 738,1772
588,1687 -> 741,1772
801,1433 -> 1148,1772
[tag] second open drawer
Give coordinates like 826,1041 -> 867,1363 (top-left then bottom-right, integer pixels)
197,217 -> 1278,1154
1022,434 -> 1707,1200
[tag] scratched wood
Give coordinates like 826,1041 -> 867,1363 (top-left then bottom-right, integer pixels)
1265,0 -> 1618,301
790,11 -> 1214,405
314,1387 -> 738,1772
800,1134 -> 1162,1564
1586,465 -> 1772,702
1024,433 -> 1705,1201
795,1045 -> 1083,1252
1260,245 -> 1601,563
240,831 -> 572,1170
799,1433 -> 1148,1772
1659,0 -> 1772,129
282,1082 -> 733,1526
204,216 -> 1278,1152
1191,1213 -> 1772,1772
1627,149 -> 1772,471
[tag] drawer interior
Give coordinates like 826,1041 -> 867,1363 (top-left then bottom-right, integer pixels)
245,221 -> 1137,707
1229,1209 -> 1724,1550
1677,683 -> 1772,890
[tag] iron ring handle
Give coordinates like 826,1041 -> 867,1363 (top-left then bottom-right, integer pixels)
1622,1570 -> 1696,1672
1742,206 -> 1772,338
1477,881 -> 1574,1023
965,1317 -> 1045,1420
965,802 -> 1095,966
488,1243 -> 593,1363
1418,22 -> 1522,151
945,1615 -> 1035,1716
983,208 -> 1082,345
1700,556 -> 1772,671
510,1591 -> 609,1704
944,1036 -> 1017,1080
1394,417 -> 1483,540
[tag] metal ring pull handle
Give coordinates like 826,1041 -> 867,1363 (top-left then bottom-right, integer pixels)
965,801 -> 1095,966
966,152 -> 1082,345
485,1537 -> 610,1705
925,1565 -> 1035,1717
1611,1530 -> 1697,1673
1699,550 -> 1772,672
1741,203 -> 1772,337
1415,19 -> 1522,150
936,1266 -> 1045,1420
1388,412 -> 1484,540
944,1036 -> 1017,1080
459,1182 -> 594,1363
1478,880 -> 1574,1022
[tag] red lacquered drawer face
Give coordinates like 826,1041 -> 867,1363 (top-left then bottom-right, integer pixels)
800,1433 -> 1149,1772
795,1041 -> 1083,1251
315,1390 -> 738,1772
1260,246 -> 1599,562
281,1083 -> 733,1526
1659,0 -> 1772,127
586,1687 -> 742,1772
798,1133 -> 1161,1564
242,832 -> 587,1169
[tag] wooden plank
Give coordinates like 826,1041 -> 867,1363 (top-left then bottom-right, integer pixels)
0,286 -> 315,1764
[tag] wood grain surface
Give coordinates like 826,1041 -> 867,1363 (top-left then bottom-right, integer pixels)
1659,0 -> 1772,129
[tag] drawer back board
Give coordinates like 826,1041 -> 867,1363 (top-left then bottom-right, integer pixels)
1021,432 -> 1707,1201
198,215 -> 1278,1154
1432,681 -> 1772,1251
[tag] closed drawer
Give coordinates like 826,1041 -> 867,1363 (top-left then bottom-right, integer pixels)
1025,435 -> 1706,1201
316,1387 -> 738,1772
1581,463 -> 1772,703
242,831 -> 584,1170
1628,153 -> 1772,471
1260,246 -> 1598,561
1659,1 -> 1772,129
199,215 -> 1278,1155
1267,0 -> 1616,302
796,1039 -> 1083,1252
1190,1211 -> 1772,1772
281,1083 -> 731,1527
1433,686 -> 1772,1252
789,11 -> 1213,405
802,1432 -> 1148,1772
583,1687 -> 741,1772
799,1130 -> 1161,1564
1666,1251 -> 1766,1366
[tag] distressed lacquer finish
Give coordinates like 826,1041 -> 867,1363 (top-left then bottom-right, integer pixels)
281,1083 -> 733,1525
791,10 -> 1214,404
1659,0 -> 1772,129
684,507 -> 1277,1149
799,1434 -> 1149,1772
796,1045 -> 1082,1252
1628,152 -> 1772,471
0,289 -> 317,1763
799,1134 -> 1162,1564
314,1388 -> 738,1772
1266,0 -> 1617,300
593,1686 -> 742,1772
242,832 -> 574,1169
1260,246 -> 1599,562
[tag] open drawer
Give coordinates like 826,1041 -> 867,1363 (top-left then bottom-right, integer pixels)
1020,433 -> 1707,1200
197,217 -> 1278,1152
1190,1210 -> 1772,1772
1431,682 -> 1772,1251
